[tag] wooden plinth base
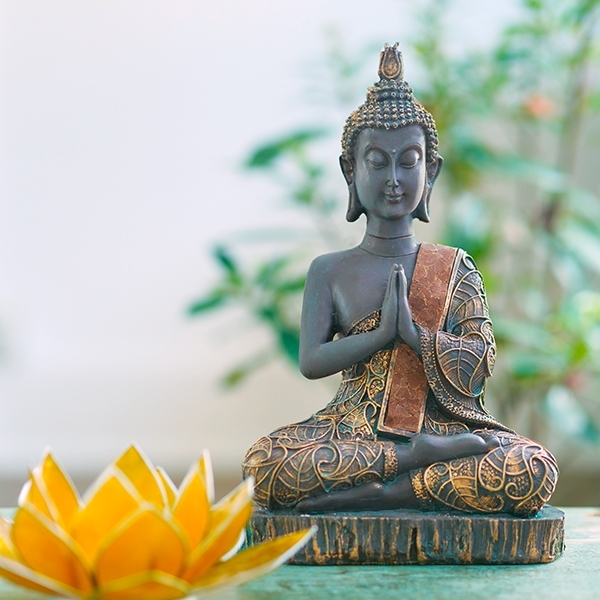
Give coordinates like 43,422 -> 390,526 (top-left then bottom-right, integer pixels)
247,505 -> 564,565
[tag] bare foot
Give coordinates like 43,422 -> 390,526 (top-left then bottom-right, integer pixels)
296,473 -> 418,514
395,432 -> 499,474
294,433 -> 500,514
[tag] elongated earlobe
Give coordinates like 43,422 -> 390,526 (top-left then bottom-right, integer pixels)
413,155 -> 443,223
412,182 -> 432,223
340,155 -> 364,222
346,184 -> 364,222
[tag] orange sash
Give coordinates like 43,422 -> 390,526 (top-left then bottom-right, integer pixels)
377,243 -> 459,439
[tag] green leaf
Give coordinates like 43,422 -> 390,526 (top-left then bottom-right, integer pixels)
245,129 -> 328,169
188,293 -> 226,315
570,339 -> 589,363
220,351 -> 274,388
213,246 -> 242,284
221,366 -> 253,388
523,0 -> 543,11
508,352 -> 563,380
274,276 -> 306,294
257,306 -> 277,325
562,0 -> 600,26
213,245 -> 236,274
246,145 -> 283,169
277,328 -> 300,364
256,257 -> 291,286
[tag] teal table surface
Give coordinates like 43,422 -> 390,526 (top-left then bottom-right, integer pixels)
0,508 -> 597,600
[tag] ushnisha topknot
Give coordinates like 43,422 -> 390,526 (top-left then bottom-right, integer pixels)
341,43 -> 439,164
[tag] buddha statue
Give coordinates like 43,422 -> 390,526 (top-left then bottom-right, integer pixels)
242,44 -> 558,517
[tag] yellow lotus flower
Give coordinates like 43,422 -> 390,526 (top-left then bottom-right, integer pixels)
0,446 -> 315,599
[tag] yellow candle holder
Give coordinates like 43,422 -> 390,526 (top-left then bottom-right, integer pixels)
0,446 -> 315,599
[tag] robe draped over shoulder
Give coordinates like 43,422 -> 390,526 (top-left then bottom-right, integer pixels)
419,249 -> 507,430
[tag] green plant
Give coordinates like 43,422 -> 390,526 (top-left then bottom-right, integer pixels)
189,0 -> 600,443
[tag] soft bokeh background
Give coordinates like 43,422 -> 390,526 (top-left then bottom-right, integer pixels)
1,0 -> 599,503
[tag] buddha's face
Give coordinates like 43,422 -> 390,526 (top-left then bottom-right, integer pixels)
342,125 -> 441,222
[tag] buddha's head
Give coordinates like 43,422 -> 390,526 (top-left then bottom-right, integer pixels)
340,44 -> 442,223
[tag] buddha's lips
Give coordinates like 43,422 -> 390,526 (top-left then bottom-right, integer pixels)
385,193 -> 404,202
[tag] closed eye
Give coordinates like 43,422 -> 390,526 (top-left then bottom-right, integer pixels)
365,148 -> 388,169
369,160 -> 387,169
399,148 -> 420,168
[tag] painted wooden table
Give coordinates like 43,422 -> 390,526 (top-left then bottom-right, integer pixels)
0,508 -> 598,600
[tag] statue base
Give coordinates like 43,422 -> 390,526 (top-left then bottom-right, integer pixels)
247,505 -> 564,565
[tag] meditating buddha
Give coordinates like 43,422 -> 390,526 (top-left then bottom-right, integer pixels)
242,45 -> 558,516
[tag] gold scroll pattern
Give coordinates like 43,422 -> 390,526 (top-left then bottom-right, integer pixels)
242,346 -> 399,510
411,431 -> 559,516
242,250 -> 558,514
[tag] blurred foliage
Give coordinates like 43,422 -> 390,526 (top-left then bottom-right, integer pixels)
190,0 -> 600,442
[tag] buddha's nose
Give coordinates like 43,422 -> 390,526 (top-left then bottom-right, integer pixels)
387,163 -> 401,191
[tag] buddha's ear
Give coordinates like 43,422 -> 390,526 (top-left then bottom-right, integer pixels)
340,155 -> 364,223
426,154 -> 443,185
339,155 -> 354,184
413,155 -> 443,223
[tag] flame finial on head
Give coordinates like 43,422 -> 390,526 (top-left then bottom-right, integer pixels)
378,43 -> 404,81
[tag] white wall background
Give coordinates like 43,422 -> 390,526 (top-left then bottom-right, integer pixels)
0,0 -> 518,480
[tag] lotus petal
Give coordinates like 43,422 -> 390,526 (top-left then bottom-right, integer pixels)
94,507 -> 186,585
18,474 -> 56,523
206,476 -> 254,559
0,516 -> 16,563
172,455 -> 212,549
181,478 -> 253,583
71,469 -> 140,564
156,467 -> 177,508
192,528 -> 317,592
97,571 -> 189,600
38,451 -> 81,529
11,504 -> 92,595
114,446 -> 166,509
196,450 -> 214,504
219,529 -> 246,563
0,534 -> 57,597
0,555 -> 82,598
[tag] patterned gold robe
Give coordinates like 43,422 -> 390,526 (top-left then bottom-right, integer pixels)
242,250 -> 558,516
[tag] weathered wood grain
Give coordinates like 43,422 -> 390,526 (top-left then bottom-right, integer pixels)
247,505 -> 564,565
